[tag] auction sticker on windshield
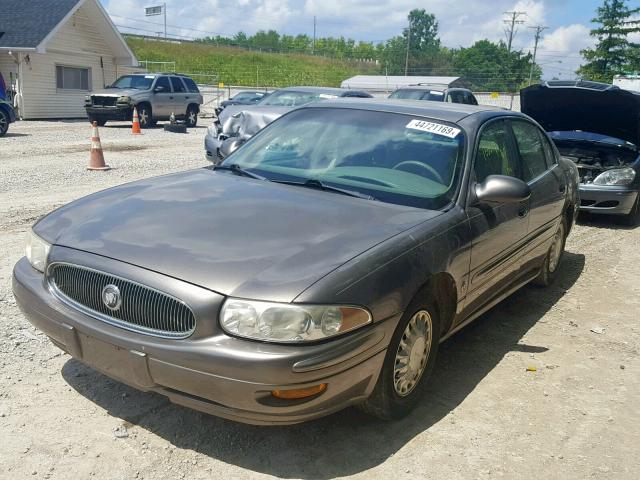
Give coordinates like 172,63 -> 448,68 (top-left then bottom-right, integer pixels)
406,119 -> 461,139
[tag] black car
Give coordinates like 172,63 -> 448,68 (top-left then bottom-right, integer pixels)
390,84 -> 478,105
215,90 -> 271,116
521,81 -> 640,224
15,100 -> 579,425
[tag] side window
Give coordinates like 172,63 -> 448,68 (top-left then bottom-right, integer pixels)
511,121 -> 549,181
154,76 -> 171,92
448,91 -> 465,103
170,76 -> 186,93
465,92 -> 478,105
474,121 -> 520,183
181,77 -> 200,93
540,133 -> 558,168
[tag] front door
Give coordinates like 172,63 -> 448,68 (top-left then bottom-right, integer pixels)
152,76 -> 173,118
463,119 -> 530,317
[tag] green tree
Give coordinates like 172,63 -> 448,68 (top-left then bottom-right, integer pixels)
578,0 -> 640,82
380,9 -> 445,75
453,40 -> 536,91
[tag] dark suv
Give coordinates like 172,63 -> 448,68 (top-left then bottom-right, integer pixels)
389,84 -> 478,105
85,73 -> 204,128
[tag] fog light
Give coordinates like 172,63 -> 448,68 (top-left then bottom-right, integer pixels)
271,383 -> 327,399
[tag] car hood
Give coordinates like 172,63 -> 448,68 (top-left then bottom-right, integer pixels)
90,88 -> 145,97
34,169 -> 438,302
549,131 -> 638,152
218,105 -> 292,139
520,84 -> 640,146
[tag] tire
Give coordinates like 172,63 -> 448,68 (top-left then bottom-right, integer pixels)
88,116 -> 106,127
359,293 -> 440,420
185,105 -> 198,128
0,109 -> 10,136
622,196 -> 640,227
136,104 -> 155,128
533,217 -> 567,286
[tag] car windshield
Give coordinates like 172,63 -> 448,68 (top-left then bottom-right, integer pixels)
222,108 -> 465,210
233,92 -> 262,102
389,89 -> 446,101
259,90 -> 338,107
110,75 -> 154,90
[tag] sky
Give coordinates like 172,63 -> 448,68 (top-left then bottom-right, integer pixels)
100,0 -> 616,79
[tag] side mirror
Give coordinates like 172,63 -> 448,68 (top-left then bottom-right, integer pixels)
154,85 -> 165,93
475,175 -> 531,204
219,138 -> 244,158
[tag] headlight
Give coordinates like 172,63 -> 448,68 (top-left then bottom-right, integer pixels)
207,123 -> 218,137
593,167 -> 636,186
25,230 -> 51,273
116,96 -> 131,104
220,299 -> 372,343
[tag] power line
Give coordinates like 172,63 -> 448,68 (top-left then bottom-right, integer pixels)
503,11 -> 526,53
528,25 -> 548,84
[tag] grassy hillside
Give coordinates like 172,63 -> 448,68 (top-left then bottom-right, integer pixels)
125,36 -> 378,87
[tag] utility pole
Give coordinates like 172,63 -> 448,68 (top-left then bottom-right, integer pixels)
312,16 -> 316,54
163,3 -> 167,40
503,11 -> 526,53
528,25 -> 548,84
404,21 -> 411,76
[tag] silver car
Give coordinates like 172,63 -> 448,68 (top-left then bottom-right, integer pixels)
205,86 -> 373,162
85,73 -> 203,128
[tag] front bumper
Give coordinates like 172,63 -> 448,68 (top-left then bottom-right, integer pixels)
204,133 -> 222,163
578,184 -> 639,215
85,105 -> 132,121
12,254 -> 390,425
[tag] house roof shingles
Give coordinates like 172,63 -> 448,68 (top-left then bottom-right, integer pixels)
0,0 -> 80,49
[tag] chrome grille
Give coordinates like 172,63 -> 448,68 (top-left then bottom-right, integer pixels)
48,263 -> 195,338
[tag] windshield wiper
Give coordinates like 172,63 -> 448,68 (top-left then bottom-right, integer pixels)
213,164 -> 267,180
273,178 -> 376,201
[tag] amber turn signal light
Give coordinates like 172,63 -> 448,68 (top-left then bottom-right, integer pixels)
271,383 -> 327,399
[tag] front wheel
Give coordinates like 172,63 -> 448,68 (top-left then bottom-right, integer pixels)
360,297 -> 440,420
136,104 -> 155,128
185,106 -> 198,127
533,217 -> 566,286
0,110 -> 10,136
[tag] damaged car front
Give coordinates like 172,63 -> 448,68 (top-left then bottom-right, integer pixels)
521,80 -> 640,224
205,86 -> 373,163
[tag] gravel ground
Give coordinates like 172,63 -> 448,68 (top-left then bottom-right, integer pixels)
1,119 -> 639,480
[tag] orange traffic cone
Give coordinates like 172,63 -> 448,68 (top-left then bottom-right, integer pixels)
131,106 -> 142,135
87,122 -> 111,171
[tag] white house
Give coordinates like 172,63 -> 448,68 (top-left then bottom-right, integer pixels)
0,0 -> 137,119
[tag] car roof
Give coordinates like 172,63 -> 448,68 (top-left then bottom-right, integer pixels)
302,98 -> 515,123
127,73 -> 193,78
277,86 -> 358,95
394,84 -> 471,92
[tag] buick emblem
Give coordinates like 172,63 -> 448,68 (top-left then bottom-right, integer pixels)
101,284 -> 122,311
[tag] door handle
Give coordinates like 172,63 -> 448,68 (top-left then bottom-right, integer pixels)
169,96 -> 174,100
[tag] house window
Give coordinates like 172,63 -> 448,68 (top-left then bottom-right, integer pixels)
56,65 -> 90,90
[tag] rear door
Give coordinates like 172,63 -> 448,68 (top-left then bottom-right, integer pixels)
510,119 -> 566,271
169,76 -> 189,116
464,119 -> 530,316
